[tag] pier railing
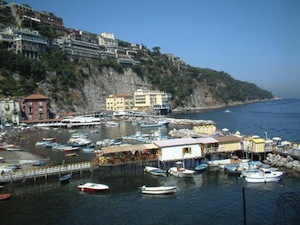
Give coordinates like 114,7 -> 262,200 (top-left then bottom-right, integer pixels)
0,162 -> 92,183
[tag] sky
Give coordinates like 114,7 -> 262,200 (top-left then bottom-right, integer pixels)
6,0 -> 300,98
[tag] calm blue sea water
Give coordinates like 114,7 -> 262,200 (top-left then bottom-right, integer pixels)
1,98 -> 300,225
170,98 -> 300,143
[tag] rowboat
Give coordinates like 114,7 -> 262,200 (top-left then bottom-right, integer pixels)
63,146 -> 80,152
141,185 -> 177,195
195,163 -> 208,172
144,166 -> 167,176
77,183 -> 109,193
65,152 -> 78,157
59,173 -> 72,182
0,193 -> 12,200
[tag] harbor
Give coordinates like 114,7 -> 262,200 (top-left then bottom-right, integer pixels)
0,98 -> 299,225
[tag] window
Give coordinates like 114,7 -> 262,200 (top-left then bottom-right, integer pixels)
182,147 -> 192,155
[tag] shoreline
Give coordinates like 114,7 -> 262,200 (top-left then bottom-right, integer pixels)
171,97 -> 281,113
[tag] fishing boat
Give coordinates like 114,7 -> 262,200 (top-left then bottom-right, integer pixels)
195,163 -> 208,172
141,185 -> 177,195
244,168 -> 283,183
0,193 -> 12,200
77,183 -> 109,193
59,173 -> 72,182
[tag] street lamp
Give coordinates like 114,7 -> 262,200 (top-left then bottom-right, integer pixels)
264,131 -> 268,140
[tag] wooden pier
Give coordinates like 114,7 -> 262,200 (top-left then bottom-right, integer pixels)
0,162 -> 93,183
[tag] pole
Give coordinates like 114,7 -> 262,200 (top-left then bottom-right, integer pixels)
243,187 -> 247,225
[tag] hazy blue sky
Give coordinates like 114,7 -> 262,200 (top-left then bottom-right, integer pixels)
7,0 -> 300,98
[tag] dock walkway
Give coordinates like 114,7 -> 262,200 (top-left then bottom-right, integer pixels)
0,162 -> 93,183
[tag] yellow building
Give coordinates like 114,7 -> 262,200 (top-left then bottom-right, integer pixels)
248,138 -> 266,153
106,94 -> 133,112
133,89 -> 171,112
214,135 -> 242,153
193,124 -> 217,135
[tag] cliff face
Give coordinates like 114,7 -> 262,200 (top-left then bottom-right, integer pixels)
42,66 -> 218,114
44,66 -> 153,114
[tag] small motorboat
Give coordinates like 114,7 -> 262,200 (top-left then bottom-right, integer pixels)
59,173 -> 72,182
77,183 -> 109,193
244,168 -> 283,183
141,185 -> 177,195
195,163 -> 208,172
168,162 -> 195,178
0,193 -> 12,200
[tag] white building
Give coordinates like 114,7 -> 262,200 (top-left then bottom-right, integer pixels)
153,138 -> 202,161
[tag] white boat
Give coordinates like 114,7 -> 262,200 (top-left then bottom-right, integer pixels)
144,166 -> 158,173
140,120 -> 169,128
244,168 -> 283,183
168,167 -> 195,177
77,183 -> 109,192
141,185 -> 177,195
207,159 -> 231,167
144,166 -> 167,176
168,161 -> 195,178
63,146 -> 80,152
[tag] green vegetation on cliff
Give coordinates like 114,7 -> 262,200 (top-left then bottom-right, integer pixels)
0,44 -> 273,110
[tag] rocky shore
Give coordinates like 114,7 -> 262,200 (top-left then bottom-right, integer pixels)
264,153 -> 300,172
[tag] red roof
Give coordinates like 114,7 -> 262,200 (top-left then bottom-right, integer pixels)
24,94 -> 48,100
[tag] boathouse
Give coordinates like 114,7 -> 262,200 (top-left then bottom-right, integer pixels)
196,137 -> 219,155
153,138 -> 202,161
248,138 -> 266,153
214,135 -> 242,153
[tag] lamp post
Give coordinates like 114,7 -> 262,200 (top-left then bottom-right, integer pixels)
264,131 -> 268,140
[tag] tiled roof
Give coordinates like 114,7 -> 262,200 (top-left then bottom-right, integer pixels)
24,94 -> 48,100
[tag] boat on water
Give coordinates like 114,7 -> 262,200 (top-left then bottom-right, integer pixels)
63,146 -> 80,152
65,152 -> 78,157
144,166 -> 167,176
195,163 -> 208,172
140,120 -> 169,128
0,193 -> 12,200
141,185 -> 177,195
244,168 -> 283,183
224,164 -> 244,176
77,183 -> 109,192
59,173 -> 72,182
168,162 -> 195,178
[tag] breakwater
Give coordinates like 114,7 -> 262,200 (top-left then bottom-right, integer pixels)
264,153 -> 300,172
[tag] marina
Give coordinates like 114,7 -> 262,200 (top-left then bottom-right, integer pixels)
0,99 -> 299,225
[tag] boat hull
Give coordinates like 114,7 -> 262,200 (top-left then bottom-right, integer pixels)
141,186 -> 177,195
168,167 -> 195,178
244,169 -> 283,183
59,174 -> 72,182
0,193 -> 12,200
77,183 -> 109,192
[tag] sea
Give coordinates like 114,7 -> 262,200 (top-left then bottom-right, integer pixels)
1,98 -> 300,225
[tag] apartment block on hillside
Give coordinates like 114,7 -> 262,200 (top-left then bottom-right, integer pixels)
106,94 -> 133,112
